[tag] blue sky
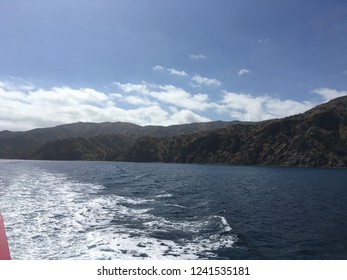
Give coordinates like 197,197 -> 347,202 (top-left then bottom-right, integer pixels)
1,0 -> 347,131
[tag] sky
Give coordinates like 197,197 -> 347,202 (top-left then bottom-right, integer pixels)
1,0 -> 347,131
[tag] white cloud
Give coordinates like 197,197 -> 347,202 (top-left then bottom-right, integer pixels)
109,93 -> 123,99
238,69 -> 251,76
167,68 -> 188,77
113,82 -> 149,94
0,85 -> 28,102
189,54 -> 207,59
191,75 -> 222,87
28,87 -> 109,106
123,95 -> 154,106
220,91 -> 315,121
0,78 -> 36,91
148,86 -> 211,111
1,80 -> 345,132
115,82 -> 213,111
0,84 -> 113,131
219,87 -> 347,122
152,65 -> 189,77
0,81 -> 212,131
313,88 -> 347,102
152,65 -> 164,71
166,109 -> 210,125
265,99 -> 314,117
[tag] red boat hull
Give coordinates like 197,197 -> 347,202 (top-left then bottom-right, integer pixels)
0,213 -> 11,260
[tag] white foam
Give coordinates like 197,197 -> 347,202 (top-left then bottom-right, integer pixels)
155,191 -> 173,198
219,216 -> 233,232
0,170 -> 114,259
166,204 -> 187,208
0,165 -> 237,260
156,194 -> 173,198
115,196 -> 155,205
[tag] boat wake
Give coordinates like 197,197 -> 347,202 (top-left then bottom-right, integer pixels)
0,165 -> 236,259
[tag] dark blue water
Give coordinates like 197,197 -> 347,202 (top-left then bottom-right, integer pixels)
1,160 -> 347,259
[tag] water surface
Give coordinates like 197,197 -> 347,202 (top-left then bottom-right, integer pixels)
0,160 -> 346,259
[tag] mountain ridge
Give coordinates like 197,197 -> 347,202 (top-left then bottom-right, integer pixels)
124,96 -> 347,167
0,120 -> 234,159
1,96 -> 347,167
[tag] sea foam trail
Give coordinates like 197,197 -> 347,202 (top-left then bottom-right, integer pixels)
0,165 -> 236,260
2,160 -> 347,260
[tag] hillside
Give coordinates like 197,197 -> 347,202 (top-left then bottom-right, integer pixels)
0,121 -> 231,159
1,96 -> 347,167
125,96 -> 347,167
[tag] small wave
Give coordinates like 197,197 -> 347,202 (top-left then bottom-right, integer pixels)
215,215 -> 233,232
166,204 -> 187,209
115,196 -> 155,205
155,193 -> 173,198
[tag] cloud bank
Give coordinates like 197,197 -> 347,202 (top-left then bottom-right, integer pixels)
0,80 -> 345,131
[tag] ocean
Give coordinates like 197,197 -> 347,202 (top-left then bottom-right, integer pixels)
0,160 -> 346,260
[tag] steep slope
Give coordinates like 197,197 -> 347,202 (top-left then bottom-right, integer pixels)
0,122 -> 142,159
0,121 -> 231,159
125,96 -> 347,167
1,96 -> 346,167
34,135 -> 132,161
